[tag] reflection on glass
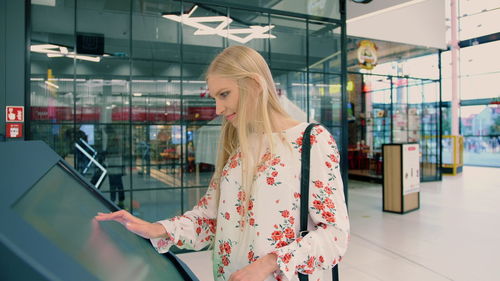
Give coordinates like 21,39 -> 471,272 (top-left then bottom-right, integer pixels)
13,164 -> 186,281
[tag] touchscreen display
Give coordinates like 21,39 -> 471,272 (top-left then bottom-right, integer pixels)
13,164 -> 185,281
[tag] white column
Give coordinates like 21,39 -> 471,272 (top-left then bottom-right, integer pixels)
450,0 -> 460,135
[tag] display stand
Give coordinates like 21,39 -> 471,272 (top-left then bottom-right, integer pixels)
442,135 -> 463,175
382,143 -> 420,214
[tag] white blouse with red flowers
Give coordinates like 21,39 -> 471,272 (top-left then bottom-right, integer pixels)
150,122 -> 349,281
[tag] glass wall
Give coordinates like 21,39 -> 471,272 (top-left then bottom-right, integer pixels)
442,0 -> 500,167
343,35 -> 442,182
28,0 -> 344,221
346,72 -> 441,182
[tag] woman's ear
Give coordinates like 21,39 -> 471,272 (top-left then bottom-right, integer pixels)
245,74 -> 264,95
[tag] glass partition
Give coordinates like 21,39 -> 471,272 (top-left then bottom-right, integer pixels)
28,0 -> 345,221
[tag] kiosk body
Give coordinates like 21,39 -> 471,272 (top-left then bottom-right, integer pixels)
382,143 -> 420,214
0,141 -> 198,281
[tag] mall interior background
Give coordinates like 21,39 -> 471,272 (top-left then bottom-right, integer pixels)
1,0 -> 499,233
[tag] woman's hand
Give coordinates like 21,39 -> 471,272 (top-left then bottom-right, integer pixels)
229,253 -> 278,281
94,210 -> 167,239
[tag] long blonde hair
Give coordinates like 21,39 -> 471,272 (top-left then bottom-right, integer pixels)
206,45 -> 291,224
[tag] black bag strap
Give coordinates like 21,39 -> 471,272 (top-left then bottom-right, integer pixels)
299,123 -> 339,281
299,123 -> 317,235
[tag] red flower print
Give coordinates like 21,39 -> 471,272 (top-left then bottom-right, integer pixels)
271,158 -> 280,166
271,230 -> 283,241
197,196 -> 208,207
248,251 -> 255,262
249,218 -> 255,226
218,266 -> 224,274
307,256 -> 315,268
177,240 -> 184,247
271,171 -> 278,177
238,191 -> 246,201
329,154 -> 339,163
196,227 -> 201,235
224,212 -> 230,220
267,177 -> 275,185
276,241 -> 289,248
222,255 -> 230,266
157,239 -> 167,249
208,219 -> 216,233
281,210 -> 290,218
223,242 -> 231,254
295,136 -> 303,146
282,253 -> 292,264
284,227 -> 295,239
319,256 -> 325,263
309,134 -> 317,144
324,198 -> 335,209
313,200 -> 324,210
316,127 -> 324,134
248,200 -> 254,210
289,216 -> 295,225
236,205 -> 244,215
322,211 -> 336,223
314,180 -> 324,188
219,244 -> 224,254
258,165 -> 267,172
323,186 -> 333,195
325,161 -> 332,168
294,192 -> 301,199
230,160 -> 238,168
262,152 -> 272,161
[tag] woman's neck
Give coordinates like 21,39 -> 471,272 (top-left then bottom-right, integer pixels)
269,112 -> 300,132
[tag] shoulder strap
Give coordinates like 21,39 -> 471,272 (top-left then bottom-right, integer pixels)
300,123 -> 317,235
299,123 -> 340,281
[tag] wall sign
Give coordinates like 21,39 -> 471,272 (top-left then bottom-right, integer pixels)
6,123 -> 23,138
402,144 -> 420,195
6,106 -> 24,122
357,40 -> 378,70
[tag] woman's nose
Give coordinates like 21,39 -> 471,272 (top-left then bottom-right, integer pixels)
215,100 -> 225,115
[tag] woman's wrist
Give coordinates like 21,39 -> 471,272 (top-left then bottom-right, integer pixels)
261,253 -> 279,273
152,222 -> 168,239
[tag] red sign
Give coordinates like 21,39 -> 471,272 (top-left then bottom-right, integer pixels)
6,123 -> 23,138
6,106 -> 24,122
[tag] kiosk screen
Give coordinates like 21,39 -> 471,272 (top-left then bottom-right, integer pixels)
13,163 -> 184,281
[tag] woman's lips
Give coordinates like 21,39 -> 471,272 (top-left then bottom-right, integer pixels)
225,113 -> 236,121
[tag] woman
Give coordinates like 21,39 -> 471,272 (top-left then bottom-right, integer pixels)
95,46 -> 349,281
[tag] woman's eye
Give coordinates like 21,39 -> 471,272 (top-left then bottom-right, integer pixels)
219,91 -> 230,98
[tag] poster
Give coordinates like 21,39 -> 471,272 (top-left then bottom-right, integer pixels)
402,143 -> 420,195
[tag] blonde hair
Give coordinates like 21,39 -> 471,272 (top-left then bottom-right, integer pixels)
205,45 -> 292,239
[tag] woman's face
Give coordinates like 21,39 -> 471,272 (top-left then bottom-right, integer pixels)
207,75 -> 241,125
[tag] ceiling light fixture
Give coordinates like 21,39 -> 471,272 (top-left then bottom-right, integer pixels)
162,5 -> 276,44
31,44 -> 102,62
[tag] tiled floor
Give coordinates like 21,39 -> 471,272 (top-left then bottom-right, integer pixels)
178,166 -> 500,281
341,166 -> 500,281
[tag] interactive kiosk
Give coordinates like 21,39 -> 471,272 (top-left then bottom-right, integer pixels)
0,141 -> 199,281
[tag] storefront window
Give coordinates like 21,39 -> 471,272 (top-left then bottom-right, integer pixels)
461,105 -> 500,167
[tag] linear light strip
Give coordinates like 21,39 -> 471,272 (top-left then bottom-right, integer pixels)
162,5 -> 276,44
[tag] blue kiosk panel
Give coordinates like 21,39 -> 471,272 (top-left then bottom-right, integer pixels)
0,141 -> 198,281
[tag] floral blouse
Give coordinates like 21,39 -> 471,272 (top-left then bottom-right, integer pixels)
151,122 -> 350,281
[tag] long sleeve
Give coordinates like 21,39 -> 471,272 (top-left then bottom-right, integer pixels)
150,177 -> 219,253
272,125 -> 350,280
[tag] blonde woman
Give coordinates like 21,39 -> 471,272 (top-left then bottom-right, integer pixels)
95,46 -> 349,281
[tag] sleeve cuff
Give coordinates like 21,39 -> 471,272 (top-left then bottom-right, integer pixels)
149,219 -> 176,253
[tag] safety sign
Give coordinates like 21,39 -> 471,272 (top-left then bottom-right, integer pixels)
6,106 -> 24,122
6,123 -> 23,138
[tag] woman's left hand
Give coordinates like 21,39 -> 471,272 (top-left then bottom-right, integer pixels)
228,253 -> 278,281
